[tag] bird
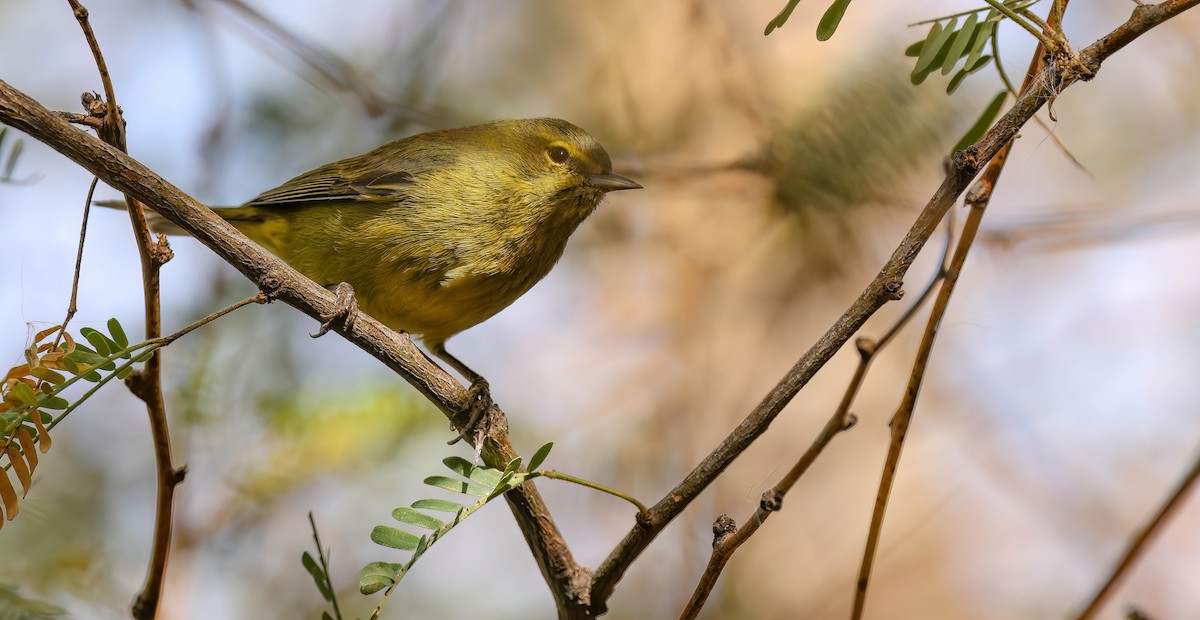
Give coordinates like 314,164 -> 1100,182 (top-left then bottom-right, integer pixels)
104,118 -> 640,441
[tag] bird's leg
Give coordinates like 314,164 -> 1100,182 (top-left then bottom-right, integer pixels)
432,343 -> 494,446
311,282 -> 358,338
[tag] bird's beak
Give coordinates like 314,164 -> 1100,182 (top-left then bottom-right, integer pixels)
589,172 -> 642,191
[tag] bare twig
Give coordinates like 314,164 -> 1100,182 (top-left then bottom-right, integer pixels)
852,3 -> 1073,615
158,294 -> 265,347
1075,445 -> 1200,620
55,176 -> 97,343
65,2 -> 180,617
54,110 -> 103,129
678,213 -> 956,619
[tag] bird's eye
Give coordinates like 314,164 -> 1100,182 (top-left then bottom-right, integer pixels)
547,146 -> 570,164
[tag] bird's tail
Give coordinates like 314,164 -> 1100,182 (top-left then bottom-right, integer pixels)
93,199 -> 193,236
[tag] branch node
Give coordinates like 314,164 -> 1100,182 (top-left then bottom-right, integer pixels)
951,146 -> 981,175
80,91 -> 106,118
258,274 -> 283,300
1057,49 -> 1098,84
711,514 -> 737,549
635,509 -> 654,529
841,412 -> 859,431
883,279 -> 904,301
172,465 -> 188,485
150,234 -> 173,266
855,337 -> 877,359
124,366 -> 150,395
760,490 -> 783,512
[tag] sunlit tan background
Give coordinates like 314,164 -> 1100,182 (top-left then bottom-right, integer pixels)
2,1 -> 1200,618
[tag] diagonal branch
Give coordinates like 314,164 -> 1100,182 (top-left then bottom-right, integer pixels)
678,211 -> 956,620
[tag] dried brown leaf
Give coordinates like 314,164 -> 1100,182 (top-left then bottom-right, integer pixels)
5,445 -> 31,496
15,427 -> 37,472
0,467 -> 18,520
30,367 -> 65,385
40,352 -> 64,368
4,364 -> 29,383
32,414 -> 50,453
33,325 -> 63,343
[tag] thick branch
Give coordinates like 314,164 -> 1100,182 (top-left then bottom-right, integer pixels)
0,80 -> 587,614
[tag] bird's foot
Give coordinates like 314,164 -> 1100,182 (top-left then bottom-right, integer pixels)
447,377 -> 494,446
311,282 -> 358,338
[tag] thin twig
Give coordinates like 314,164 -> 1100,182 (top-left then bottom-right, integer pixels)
54,110 -> 103,129
1075,445 -> 1200,619
538,470 -> 649,515
851,3 -> 1072,616
308,512 -> 344,620
851,191 -> 990,620
678,213 -> 955,619
65,2 -> 180,617
990,20 -> 1090,175
55,176 -> 97,346
159,294 -> 265,346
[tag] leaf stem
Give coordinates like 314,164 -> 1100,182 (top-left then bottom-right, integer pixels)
981,0 -> 1055,47
538,470 -> 649,515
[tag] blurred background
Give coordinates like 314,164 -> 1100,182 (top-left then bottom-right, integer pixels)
2,1 -> 1200,618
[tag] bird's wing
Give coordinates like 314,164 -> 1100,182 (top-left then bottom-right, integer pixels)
244,164 -> 417,209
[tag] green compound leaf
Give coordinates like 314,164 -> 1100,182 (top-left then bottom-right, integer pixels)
410,498 -> 464,513
391,507 -> 444,530
953,90 -> 1008,153
106,318 -> 129,349
29,367 -> 65,385
941,13 -> 978,75
441,456 -> 504,488
36,395 -> 68,410
469,467 -> 504,488
79,328 -> 113,357
913,19 -> 955,77
359,561 -> 404,595
10,383 -> 37,406
527,442 -> 554,471
764,0 -> 803,35
947,55 -> 992,94
441,456 -> 473,478
816,0 -> 854,41
301,551 -> 333,601
370,526 -> 421,550
964,11 -> 997,71
423,475 -> 491,497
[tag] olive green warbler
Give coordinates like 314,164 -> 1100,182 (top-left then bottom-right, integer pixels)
111,118 -> 640,437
